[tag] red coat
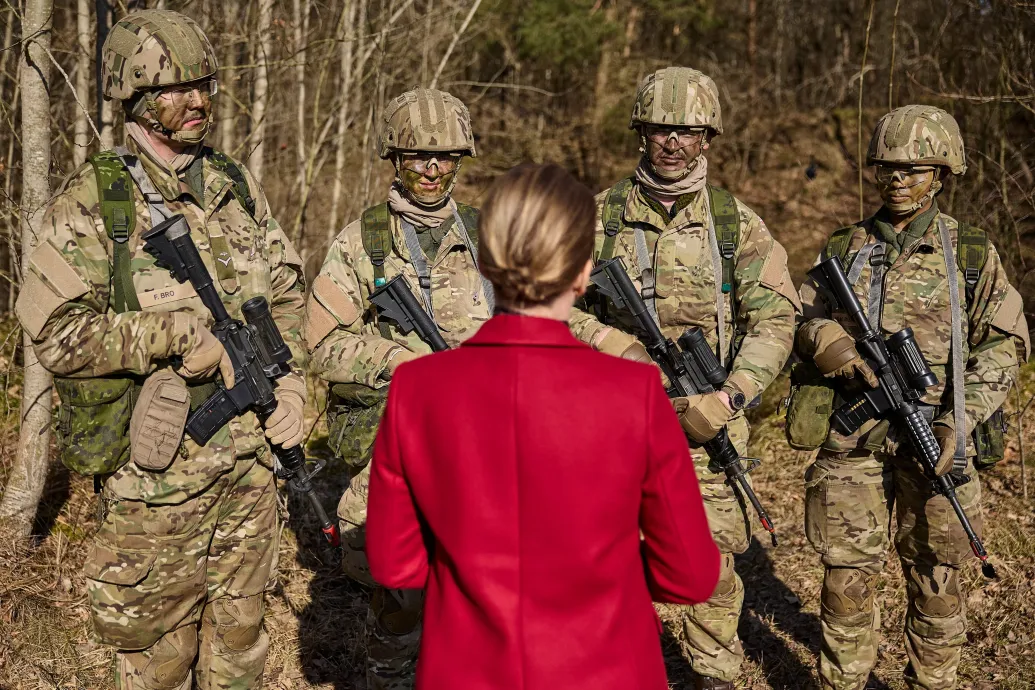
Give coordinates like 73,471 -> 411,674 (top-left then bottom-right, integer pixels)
366,314 -> 720,690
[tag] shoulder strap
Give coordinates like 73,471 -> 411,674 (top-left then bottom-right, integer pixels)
208,150 -> 256,218
825,226 -> 857,264
707,185 -> 739,294
599,178 -> 634,262
956,222 -> 987,305
361,203 -> 394,339
90,151 -> 140,314
455,203 -> 480,249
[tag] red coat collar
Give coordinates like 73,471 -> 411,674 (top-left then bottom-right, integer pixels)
463,314 -> 587,348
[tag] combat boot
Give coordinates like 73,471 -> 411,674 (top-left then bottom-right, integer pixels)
695,676 -> 735,690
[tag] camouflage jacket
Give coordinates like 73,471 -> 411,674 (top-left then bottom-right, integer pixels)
799,209 -> 1030,454
306,202 -> 492,386
570,181 -> 800,443
16,142 -> 306,502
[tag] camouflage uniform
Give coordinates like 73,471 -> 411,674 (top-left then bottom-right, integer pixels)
14,11 -> 305,690
305,88 -> 490,690
797,106 -> 1030,690
569,68 -> 801,685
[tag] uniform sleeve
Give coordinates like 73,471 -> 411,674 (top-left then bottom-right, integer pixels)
366,371 -> 430,589
305,231 -> 405,386
726,207 -> 799,400
960,242 -> 1027,430
18,177 -> 200,378
640,372 -> 720,604
568,200 -> 616,347
251,169 -> 308,388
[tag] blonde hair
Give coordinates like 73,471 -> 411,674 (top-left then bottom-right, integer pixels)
478,163 -> 595,308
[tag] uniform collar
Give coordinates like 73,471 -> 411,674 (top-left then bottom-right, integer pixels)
626,183 -> 707,232
127,141 -> 233,210
463,314 -> 586,348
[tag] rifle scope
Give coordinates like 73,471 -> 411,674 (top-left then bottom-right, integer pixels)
678,327 -> 728,389
242,296 -> 293,370
887,328 -> 938,391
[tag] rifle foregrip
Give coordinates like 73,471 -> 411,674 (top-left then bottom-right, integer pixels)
902,407 -> 941,472
185,388 -> 240,446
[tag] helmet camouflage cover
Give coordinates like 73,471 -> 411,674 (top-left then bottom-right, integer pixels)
101,9 -> 217,102
629,67 -> 723,135
867,104 -> 967,175
378,87 -> 476,159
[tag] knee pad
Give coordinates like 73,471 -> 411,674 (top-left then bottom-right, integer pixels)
906,564 -> 961,619
371,586 -> 424,636
205,595 -> 265,653
822,567 -> 878,619
119,626 -> 197,690
711,553 -> 739,600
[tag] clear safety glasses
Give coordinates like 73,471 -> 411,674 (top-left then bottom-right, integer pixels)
874,164 -> 936,186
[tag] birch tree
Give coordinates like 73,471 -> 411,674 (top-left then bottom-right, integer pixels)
248,0 -> 274,183
1,0 -> 54,537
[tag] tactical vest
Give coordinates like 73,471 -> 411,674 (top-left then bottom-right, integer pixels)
326,202 -> 480,470
53,149 -> 255,476
822,220 -> 1005,467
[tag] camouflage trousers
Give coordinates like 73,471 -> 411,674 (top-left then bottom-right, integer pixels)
805,448 -> 982,690
338,463 -> 423,690
676,447 -> 751,684
85,458 -> 279,690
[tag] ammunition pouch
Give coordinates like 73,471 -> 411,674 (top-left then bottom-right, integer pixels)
785,361 -> 835,451
973,406 -> 1006,470
327,383 -> 389,469
55,376 -> 139,475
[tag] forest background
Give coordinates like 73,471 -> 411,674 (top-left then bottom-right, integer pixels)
1,0 -> 1034,688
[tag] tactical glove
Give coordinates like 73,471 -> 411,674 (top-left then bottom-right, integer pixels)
932,416 -> 968,477
179,318 -> 235,388
384,347 -> 420,380
596,327 -> 670,389
672,392 -> 734,444
266,376 -> 306,449
799,319 -> 877,387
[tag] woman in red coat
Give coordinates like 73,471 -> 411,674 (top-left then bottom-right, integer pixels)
366,163 -> 720,689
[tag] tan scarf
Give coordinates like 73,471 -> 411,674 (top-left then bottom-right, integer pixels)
125,120 -> 202,174
634,155 -> 709,199
387,183 -> 454,228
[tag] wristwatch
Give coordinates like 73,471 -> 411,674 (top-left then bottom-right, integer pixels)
722,384 -> 748,411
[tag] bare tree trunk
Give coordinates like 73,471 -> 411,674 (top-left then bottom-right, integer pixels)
74,0 -> 92,166
218,0 -> 237,154
327,0 -> 363,244
293,0 -> 312,243
1,0 -> 54,538
96,0 -> 114,149
248,0 -> 273,183
747,0 -> 757,93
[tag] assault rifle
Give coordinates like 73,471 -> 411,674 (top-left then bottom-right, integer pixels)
143,214 -> 340,547
590,257 -> 778,546
809,256 -> 996,578
370,275 -> 449,352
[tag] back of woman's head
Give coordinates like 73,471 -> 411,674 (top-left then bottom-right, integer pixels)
478,163 -> 596,308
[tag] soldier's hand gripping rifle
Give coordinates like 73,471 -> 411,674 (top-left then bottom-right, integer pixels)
143,214 -> 340,547
369,275 -> 449,352
590,257 -> 778,546
809,256 -> 996,579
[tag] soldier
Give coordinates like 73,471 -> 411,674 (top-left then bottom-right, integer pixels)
305,87 -> 491,689
569,67 -> 801,690
14,10 -> 306,689
795,105 -> 1029,689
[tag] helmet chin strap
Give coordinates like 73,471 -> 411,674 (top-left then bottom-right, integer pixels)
141,93 -> 211,145
393,155 -> 461,207
882,178 -> 942,214
641,134 -> 696,181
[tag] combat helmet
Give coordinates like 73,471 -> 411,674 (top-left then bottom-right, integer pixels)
101,10 -> 217,143
378,87 -> 476,159
867,105 -> 966,175
101,10 -> 217,102
629,67 -> 723,135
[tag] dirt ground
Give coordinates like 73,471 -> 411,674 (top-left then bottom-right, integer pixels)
2,112 -> 1034,689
